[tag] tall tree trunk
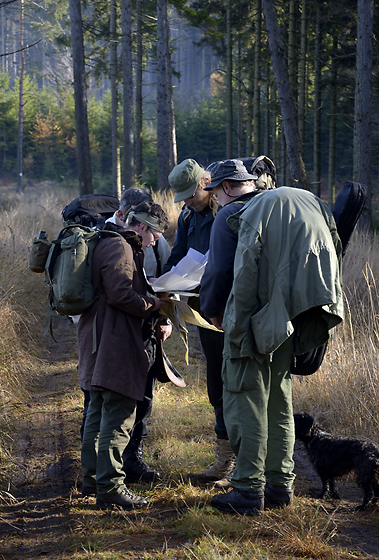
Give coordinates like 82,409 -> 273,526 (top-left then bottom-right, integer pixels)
328,38 -> 337,206
225,0 -> 232,158
68,0 -> 93,195
245,71 -> 253,156
288,0 -> 296,100
121,0 -> 135,189
253,0 -> 261,156
165,7 -> 176,170
135,0 -> 143,181
298,0 -> 307,152
110,0 -> 121,198
236,32 -> 242,157
156,0 -> 170,191
16,0 -> 24,194
313,6 -> 321,197
354,0 -> 373,231
262,0 -> 308,189
273,88 -> 279,180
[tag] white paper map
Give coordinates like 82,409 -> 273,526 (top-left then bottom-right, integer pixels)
149,248 -> 208,293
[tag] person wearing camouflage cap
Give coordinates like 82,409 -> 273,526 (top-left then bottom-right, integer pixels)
165,159 -> 234,485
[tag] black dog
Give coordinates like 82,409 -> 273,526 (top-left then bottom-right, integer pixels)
294,412 -> 379,510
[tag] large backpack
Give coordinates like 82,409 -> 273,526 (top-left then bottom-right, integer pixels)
28,194 -> 120,338
44,224 -> 101,317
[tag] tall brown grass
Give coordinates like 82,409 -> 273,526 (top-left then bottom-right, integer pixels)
292,231 -> 379,440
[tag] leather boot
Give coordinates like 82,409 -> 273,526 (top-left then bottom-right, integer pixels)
187,438 -> 236,483
97,487 -> 148,510
213,463 -> 235,490
123,436 -> 161,484
264,482 -> 294,509
211,488 -> 264,515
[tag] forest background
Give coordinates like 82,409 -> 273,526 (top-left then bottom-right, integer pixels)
0,0 -> 377,226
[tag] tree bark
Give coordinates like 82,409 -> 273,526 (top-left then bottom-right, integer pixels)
165,6 -> 176,170
225,0 -> 232,158
288,0 -> 296,100
16,0 -> 24,194
245,71 -> 253,156
261,0 -> 308,189
121,0 -> 135,189
110,0 -> 121,198
68,0 -> 93,195
328,37 -> 337,206
313,6 -> 321,197
253,0 -> 261,156
156,0 -> 170,191
298,0 -> 307,151
135,0 -> 143,181
354,0 -> 373,231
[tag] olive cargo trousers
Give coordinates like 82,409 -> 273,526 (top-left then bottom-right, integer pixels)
222,335 -> 295,492
81,389 -> 136,496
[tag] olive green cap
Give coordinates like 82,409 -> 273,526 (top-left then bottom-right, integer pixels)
168,159 -> 204,203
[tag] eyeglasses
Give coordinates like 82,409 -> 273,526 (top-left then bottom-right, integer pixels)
148,228 -> 161,241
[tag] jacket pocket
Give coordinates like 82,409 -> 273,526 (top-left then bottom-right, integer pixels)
250,292 -> 294,356
222,357 -> 260,393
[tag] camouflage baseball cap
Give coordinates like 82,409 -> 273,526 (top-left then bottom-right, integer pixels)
168,159 -> 204,203
204,159 -> 258,190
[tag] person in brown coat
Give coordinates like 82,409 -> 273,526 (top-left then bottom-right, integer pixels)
78,200 -> 169,510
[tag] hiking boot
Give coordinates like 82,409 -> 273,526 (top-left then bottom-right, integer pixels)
187,438 -> 236,484
213,466 -> 234,490
81,478 -> 97,498
264,483 -> 294,509
96,488 -> 148,510
81,486 -> 96,498
211,488 -> 264,515
123,436 -> 161,484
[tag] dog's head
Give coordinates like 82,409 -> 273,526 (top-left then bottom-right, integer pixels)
294,412 -> 316,441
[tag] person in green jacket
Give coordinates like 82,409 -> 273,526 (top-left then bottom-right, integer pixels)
200,172 -> 344,515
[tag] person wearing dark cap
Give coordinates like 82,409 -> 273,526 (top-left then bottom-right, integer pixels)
164,158 -> 235,485
200,163 -> 343,515
200,159 -> 261,332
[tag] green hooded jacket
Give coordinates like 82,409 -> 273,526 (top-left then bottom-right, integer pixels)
224,187 -> 344,363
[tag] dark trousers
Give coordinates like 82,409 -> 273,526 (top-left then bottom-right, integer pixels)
81,388 -> 136,495
81,369 -> 155,448
198,326 -> 227,439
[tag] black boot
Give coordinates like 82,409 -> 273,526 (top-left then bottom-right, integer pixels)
123,436 -> 161,484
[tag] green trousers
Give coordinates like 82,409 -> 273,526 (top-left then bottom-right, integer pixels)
81,389 -> 136,495
222,335 -> 295,492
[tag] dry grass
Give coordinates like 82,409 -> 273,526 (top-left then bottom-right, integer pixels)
292,231 -> 379,440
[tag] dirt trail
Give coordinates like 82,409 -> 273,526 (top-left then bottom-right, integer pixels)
0,315 -> 80,559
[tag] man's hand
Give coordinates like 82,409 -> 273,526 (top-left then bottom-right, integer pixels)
156,322 -> 172,342
152,296 -> 168,311
210,312 -> 223,331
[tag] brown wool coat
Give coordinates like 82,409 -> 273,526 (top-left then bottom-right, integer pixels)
77,224 -> 156,401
